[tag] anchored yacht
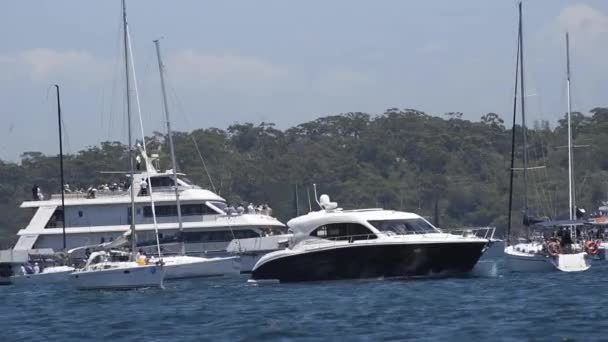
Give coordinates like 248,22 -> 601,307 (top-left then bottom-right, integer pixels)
12,163 -> 286,269
250,195 -> 494,283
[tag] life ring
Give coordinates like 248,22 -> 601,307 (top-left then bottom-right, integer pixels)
585,240 -> 599,255
546,241 -> 561,256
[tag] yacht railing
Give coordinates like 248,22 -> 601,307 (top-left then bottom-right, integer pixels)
298,234 -> 378,247
297,228 -> 496,248
48,186 -> 189,200
442,227 -> 496,240
50,190 -> 129,200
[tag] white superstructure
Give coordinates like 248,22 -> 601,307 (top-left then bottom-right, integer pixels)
13,166 -> 286,259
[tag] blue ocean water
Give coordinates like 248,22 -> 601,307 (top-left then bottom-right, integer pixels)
1,260 -> 607,341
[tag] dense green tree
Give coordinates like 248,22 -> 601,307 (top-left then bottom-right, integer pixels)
2,107 -> 608,245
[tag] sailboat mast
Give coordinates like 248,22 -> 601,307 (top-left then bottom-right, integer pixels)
153,39 -> 184,253
506,26 -> 521,246
54,85 -> 67,250
123,0 -> 137,261
566,32 -> 574,221
518,1 -> 529,217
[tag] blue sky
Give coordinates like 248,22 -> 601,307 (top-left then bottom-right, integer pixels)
1,0 -> 607,161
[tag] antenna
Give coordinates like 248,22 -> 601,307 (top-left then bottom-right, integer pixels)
313,183 -> 321,209
307,187 -> 312,212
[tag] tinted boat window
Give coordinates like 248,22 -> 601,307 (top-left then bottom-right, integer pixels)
149,177 -> 174,188
368,219 -> 438,234
182,229 -> 259,242
310,223 -> 376,241
143,204 -> 217,217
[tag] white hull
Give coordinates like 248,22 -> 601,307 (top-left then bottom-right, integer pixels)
505,250 -> 556,272
71,263 -> 164,290
11,267 -> 75,285
162,256 -> 241,280
505,245 -> 590,272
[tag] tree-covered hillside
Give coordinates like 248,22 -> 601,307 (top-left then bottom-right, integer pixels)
2,107 -> 608,247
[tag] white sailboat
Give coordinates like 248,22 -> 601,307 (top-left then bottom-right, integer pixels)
504,3 -> 589,272
10,85 -> 76,285
70,0 -> 165,289
147,39 -> 240,279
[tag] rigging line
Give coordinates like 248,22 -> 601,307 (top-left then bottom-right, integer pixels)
126,25 -> 162,259
528,66 -> 557,219
537,142 -> 556,218
528,133 -> 550,218
164,74 -> 217,193
106,8 -> 124,142
138,45 -> 157,135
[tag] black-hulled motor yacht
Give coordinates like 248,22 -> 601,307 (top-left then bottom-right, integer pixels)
250,195 -> 494,283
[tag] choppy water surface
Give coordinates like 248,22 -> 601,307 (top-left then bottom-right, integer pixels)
1,260 -> 607,341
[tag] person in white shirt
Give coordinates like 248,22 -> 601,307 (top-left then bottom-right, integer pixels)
33,262 -> 40,274
140,179 -> 148,196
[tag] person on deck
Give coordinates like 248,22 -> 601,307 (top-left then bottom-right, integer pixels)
136,249 -> 147,265
33,263 -> 40,274
140,179 -> 148,196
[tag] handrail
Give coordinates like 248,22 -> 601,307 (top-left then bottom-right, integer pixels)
296,228 -> 497,248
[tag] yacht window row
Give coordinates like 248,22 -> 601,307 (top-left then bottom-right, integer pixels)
310,223 -> 377,241
142,204 -> 220,217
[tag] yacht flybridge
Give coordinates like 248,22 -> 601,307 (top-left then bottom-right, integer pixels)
250,195 -> 494,283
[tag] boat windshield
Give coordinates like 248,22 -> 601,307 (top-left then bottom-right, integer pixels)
179,177 -> 195,186
208,201 -> 227,213
368,219 -> 439,235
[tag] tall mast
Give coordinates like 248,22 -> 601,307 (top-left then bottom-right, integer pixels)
123,0 -> 137,261
519,1 -> 529,219
566,32 -> 574,221
506,23 -> 521,246
54,85 -> 67,250
153,39 -> 184,253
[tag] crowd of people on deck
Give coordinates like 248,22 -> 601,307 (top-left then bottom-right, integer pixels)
31,181 -> 131,200
224,203 -> 273,216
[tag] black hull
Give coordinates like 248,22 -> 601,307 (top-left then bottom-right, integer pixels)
251,242 -> 487,283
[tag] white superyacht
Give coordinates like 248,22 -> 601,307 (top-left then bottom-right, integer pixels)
11,151 -> 285,273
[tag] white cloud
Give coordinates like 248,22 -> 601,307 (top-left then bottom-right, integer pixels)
554,4 -> 608,59
558,4 -> 608,35
0,48 -> 110,84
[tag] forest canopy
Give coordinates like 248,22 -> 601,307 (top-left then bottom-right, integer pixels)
2,107 -> 608,247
